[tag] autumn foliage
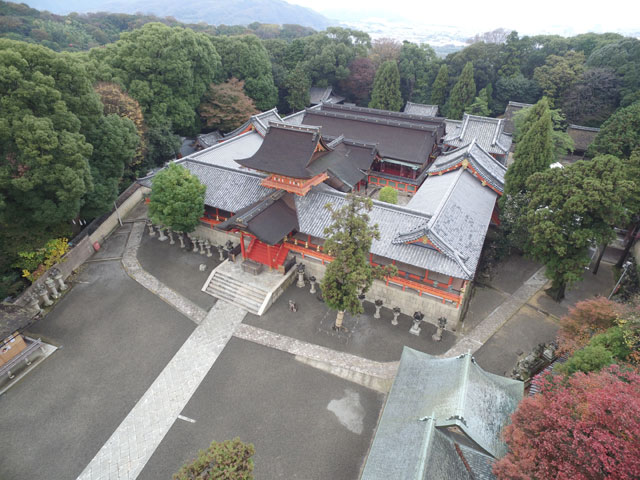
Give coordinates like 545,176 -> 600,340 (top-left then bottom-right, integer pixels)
556,297 -> 625,355
494,366 -> 640,480
198,78 -> 259,132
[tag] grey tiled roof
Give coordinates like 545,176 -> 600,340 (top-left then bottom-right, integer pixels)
185,131 -> 264,171
309,87 -> 344,105
568,124 -> 599,152
223,108 -> 283,139
502,101 -> 533,135
401,169 -> 498,278
444,114 -> 512,155
361,348 -> 522,479
139,160 -> 271,213
429,140 -> 506,193
404,101 -> 439,117
295,190 -> 472,279
196,131 -> 223,148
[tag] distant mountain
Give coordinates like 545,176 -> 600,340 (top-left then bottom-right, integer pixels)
23,0 -> 336,30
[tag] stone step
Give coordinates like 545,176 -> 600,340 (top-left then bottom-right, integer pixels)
206,276 -> 265,305
205,284 -> 262,314
214,271 -> 271,295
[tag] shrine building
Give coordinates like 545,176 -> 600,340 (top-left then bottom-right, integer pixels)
140,102 -> 508,328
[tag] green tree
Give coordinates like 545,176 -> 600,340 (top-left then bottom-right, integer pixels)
378,186 -> 398,204
284,62 -> 311,112
369,60 -> 403,111
587,101 -> 640,158
522,155 -> 633,300
512,99 -> 574,159
198,78 -> 259,132
503,104 -> 554,198
173,438 -> 255,480
557,344 -> 614,375
430,64 -> 449,108
149,163 -> 206,233
533,50 -> 585,107
82,114 -> 139,218
89,23 -> 221,136
465,85 -> 492,116
211,35 -> 278,110
498,30 -> 523,77
320,194 -> 396,329
446,61 -> 476,119
397,41 -> 437,102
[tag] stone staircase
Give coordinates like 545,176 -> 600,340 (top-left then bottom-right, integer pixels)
203,269 -> 270,315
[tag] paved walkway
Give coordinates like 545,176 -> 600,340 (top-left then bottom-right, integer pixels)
445,266 -> 548,357
76,301 -> 246,480
235,324 -> 398,380
122,222 -> 207,325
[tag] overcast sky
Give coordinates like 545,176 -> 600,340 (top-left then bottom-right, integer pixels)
289,0 -> 640,35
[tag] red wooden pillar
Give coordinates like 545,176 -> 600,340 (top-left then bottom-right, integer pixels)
267,244 -> 272,270
240,231 -> 246,259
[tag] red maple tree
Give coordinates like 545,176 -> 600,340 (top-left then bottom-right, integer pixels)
494,366 -> 640,480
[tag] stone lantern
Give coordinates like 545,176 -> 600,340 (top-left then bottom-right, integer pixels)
391,306 -> 401,326
410,311 -> 424,336
374,299 -> 384,319
432,317 -> 447,342
309,275 -> 317,294
296,263 -> 306,288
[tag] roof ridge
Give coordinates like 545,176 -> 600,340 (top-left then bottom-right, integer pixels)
309,189 -> 432,219
471,142 -> 508,172
268,121 -> 321,136
569,124 -> 600,132
184,158 -> 266,179
306,109 -> 439,133
321,102 -> 444,122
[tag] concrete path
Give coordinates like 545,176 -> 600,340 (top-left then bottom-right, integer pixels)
445,266 -> 548,357
122,222 -> 207,325
76,300 -> 246,480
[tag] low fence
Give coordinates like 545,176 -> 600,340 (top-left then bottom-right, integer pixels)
12,184 -> 150,307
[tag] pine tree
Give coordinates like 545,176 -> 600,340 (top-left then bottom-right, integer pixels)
504,110 -> 554,198
430,64 -> 449,108
320,194 -> 396,329
446,61 -> 476,119
368,60 -> 403,111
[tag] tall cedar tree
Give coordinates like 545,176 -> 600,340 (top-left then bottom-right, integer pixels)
446,61 -> 476,119
149,163 -> 206,233
173,438 -> 255,480
522,155 -> 632,300
320,194 -> 396,329
503,101 -> 554,200
284,62 -> 311,112
493,366 -> 640,480
466,86 -> 491,116
587,100 -> 640,158
430,64 -> 449,108
511,100 -> 574,159
198,78 -> 259,133
369,61 -> 403,111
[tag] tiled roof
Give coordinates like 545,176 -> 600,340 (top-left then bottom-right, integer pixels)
236,123 -> 329,178
308,139 -> 376,189
428,140 -> 507,193
309,86 -> 332,105
223,108 -> 283,139
444,114 -> 512,155
400,169 -> 498,278
184,131 -> 264,171
404,101 -> 439,117
360,348 -> 523,479
568,124 -> 599,153
502,101 -> 533,135
302,109 -> 439,164
138,160 -> 271,213
295,189 -> 472,279
196,131 -> 223,148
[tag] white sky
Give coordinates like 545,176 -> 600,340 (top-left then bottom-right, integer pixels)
288,0 -> 640,35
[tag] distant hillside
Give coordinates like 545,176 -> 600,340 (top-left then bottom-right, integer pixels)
22,0 -> 336,30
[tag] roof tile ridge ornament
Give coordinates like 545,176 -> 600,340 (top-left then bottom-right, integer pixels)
414,414 -> 436,478
458,114 -> 470,140
455,352 -> 472,422
491,119 -> 502,146
327,135 -> 345,148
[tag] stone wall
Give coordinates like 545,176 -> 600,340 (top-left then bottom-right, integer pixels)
194,224 -> 239,247
292,252 -> 464,329
89,186 -> 150,246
